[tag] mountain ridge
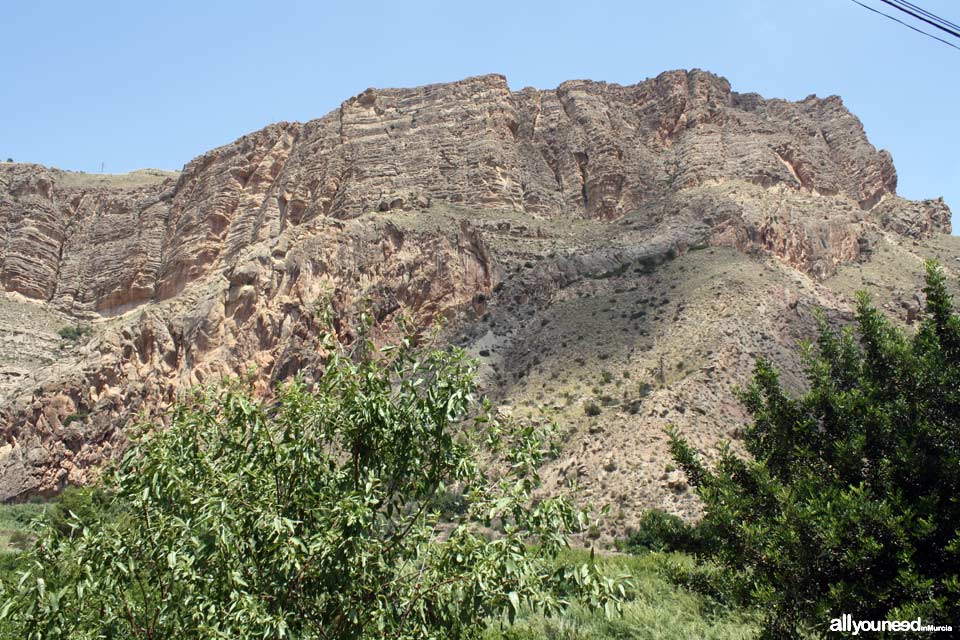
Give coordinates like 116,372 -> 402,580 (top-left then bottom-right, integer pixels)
1,70 -> 956,532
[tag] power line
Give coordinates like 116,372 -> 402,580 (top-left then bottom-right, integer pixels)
895,0 -> 960,32
849,0 -> 960,51
878,0 -> 960,40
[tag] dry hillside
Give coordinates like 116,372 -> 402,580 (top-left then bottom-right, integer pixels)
0,71 -> 956,535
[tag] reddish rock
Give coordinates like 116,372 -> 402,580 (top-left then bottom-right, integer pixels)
0,70 -> 953,502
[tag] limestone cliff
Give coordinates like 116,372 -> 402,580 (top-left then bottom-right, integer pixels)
0,70 -> 955,525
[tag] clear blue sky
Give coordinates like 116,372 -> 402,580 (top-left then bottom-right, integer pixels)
2,0 -> 957,229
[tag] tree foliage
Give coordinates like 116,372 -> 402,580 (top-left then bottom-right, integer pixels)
617,509 -> 712,555
43,486 -> 118,539
669,262 -> 960,638
1,317 -> 620,639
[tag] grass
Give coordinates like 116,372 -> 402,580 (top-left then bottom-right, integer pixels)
0,501 -> 48,555
0,501 -> 49,601
483,549 -> 759,640
0,503 -> 47,638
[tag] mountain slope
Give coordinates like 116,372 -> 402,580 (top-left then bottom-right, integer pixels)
0,70 -> 955,532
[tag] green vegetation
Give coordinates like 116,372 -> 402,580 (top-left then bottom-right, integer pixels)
44,486 -> 120,539
622,398 -> 643,414
0,500 -> 48,639
0,501 -> 47,556
597,394 -> 616,407
484,550 -> 758,640
430,486 -> 469,519
0,492 -> 135,638
669,262 -> 960,638
57,325 -> 90,342
1,314 -> 621,639
618,510 -> 711,555
61,411 -> 88,426
3,258 -> 958,639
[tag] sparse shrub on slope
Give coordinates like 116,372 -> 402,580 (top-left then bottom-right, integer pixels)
57,325 -> 89,342
0,312 -> 622,639
669,262 -> 960,639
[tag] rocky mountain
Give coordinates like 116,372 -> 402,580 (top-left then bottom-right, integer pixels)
1,70 -> 956,534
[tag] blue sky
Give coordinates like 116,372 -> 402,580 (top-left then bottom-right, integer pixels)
1,0 -> 957,229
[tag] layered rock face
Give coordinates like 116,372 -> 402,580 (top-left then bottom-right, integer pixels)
0,70 -> 954,512
1,71 -> 949,314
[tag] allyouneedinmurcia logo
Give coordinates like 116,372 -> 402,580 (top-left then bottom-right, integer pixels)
830,614 -> 953,634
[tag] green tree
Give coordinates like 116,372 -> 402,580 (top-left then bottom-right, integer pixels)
669,262 -> 960,638
1,316 -> 620,639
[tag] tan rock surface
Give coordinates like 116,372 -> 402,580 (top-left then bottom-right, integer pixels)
0,71 -> 956,528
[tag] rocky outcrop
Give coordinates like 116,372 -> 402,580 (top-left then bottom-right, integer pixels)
0,165 -> 179,314
4,70 -> 944,313
871,195 -> 953,239
0,70 -> 954,503
0,213 -> 497,498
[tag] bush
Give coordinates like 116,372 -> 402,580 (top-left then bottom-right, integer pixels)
669,262 -> 960,638
0,502 -> 45,532
658,554 -> 754,611
598,395 -> 617,407
584,401 -> 602,416
0,553 -> 24,588
44,486 -> 117,539
619,510 -> 711,555
622,399 -> 643,414
1,316 -> 622,639
6,531 -> 32,551
57,325 -> 89,342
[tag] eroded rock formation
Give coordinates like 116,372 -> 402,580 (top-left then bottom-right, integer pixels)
0,69 -> 954,511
